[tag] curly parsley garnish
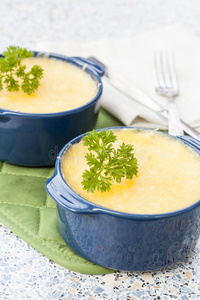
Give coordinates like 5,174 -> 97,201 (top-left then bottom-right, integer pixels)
81,129 -> 138,193
0,45 -> 43,95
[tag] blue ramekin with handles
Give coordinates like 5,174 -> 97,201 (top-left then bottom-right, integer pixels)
0,52 -> 104,167
45,127 -> 200,272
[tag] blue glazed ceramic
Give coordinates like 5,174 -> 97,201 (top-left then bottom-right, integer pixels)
0,53 -> 104,166
45,127 -> 200,271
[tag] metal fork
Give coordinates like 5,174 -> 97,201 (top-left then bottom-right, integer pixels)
154,50 -> 184,136
88,55 -> 200,140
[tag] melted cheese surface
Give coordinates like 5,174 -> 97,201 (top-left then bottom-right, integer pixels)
61,129 -> 200,214
0,57 -> 98,113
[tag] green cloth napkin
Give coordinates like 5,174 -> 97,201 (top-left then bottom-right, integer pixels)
0,109 -> 123,275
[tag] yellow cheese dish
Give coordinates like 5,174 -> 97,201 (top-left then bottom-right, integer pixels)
0,57 -> 98,113
61,129 -> 200,214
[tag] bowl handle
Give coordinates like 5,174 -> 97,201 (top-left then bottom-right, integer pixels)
71,57 -> 105,77
45,174 -> 96,213
0,110 -> 13,122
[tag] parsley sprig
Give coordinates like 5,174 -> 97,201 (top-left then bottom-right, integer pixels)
81,129 -> 138,193
0,45 -> 43,95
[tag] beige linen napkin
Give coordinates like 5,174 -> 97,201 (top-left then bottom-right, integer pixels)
37,25 -> 200,130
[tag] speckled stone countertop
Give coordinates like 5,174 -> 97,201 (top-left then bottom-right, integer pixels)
1,1 -> 200,299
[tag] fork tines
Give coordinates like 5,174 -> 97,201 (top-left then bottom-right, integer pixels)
154,50 -> 178,96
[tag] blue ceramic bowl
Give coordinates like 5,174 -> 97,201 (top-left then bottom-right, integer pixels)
0,53 -> 104,166
45,127 -> 200,271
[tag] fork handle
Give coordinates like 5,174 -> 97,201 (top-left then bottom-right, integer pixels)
167,96 -> 200,140
168,96 -> 184,136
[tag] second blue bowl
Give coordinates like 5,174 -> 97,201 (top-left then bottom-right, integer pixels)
0,53 -> 104,166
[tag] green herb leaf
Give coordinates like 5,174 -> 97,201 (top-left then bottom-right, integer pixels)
81,129 -> 138,193
0,45 -> 43,94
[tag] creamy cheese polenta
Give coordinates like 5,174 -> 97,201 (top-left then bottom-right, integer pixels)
0,57 -> 98,113
61,129 -> 200,214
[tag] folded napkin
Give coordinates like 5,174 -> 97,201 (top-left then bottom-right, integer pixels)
37,25 -> 200,130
